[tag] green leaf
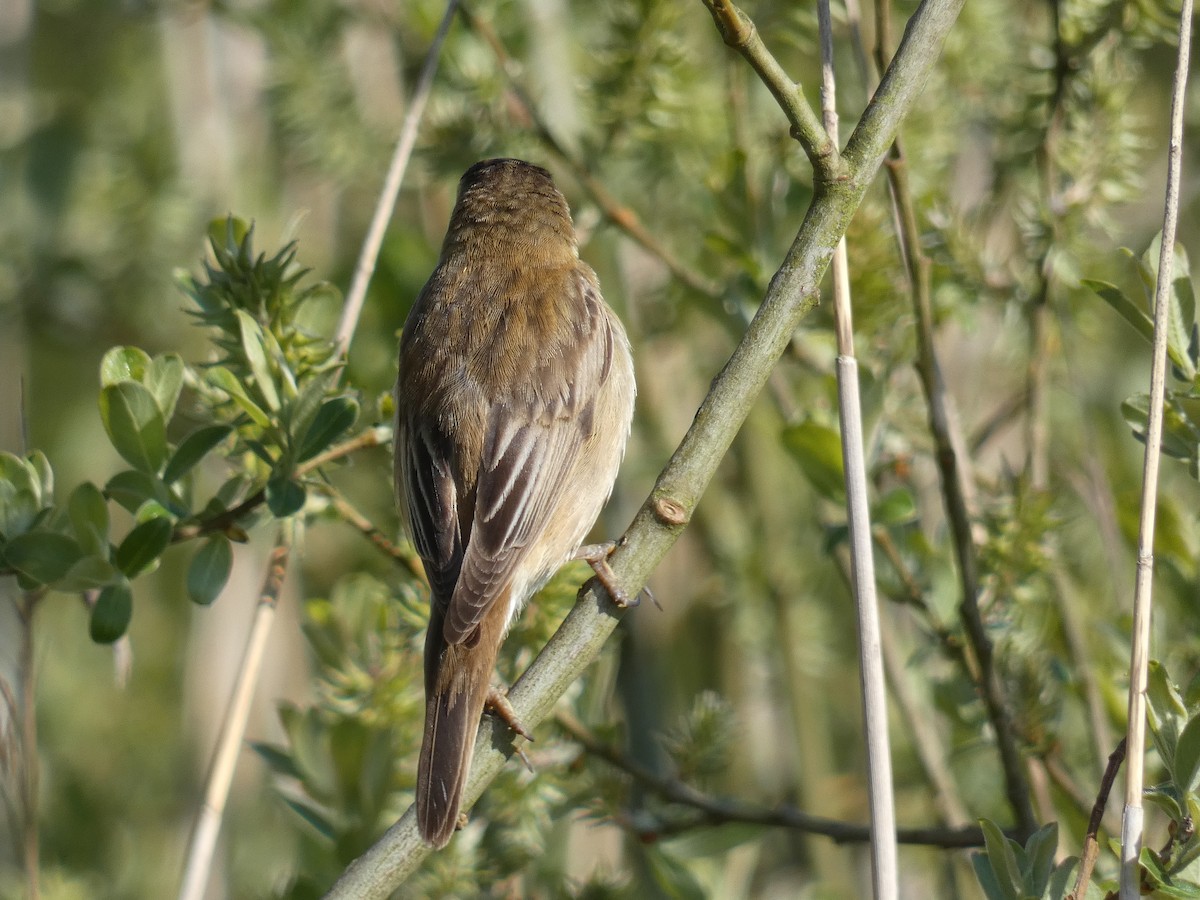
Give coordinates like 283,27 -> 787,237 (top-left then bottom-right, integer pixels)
187,536 -> 233,606
99,381 -> 168,473
282,796 -> 335,841
285,369 -> 339,445
1126,239 -> 1199,382
873,486 -> 917,525
781,419 -> 846,502
1145,782 -> 1186,821
163,425 -> 233,485
105,470 -> 167,514
1086,279 -> 1154,345
114,517 -> 173,578
57,556 -> 121,592
90,583 -> 133,644
250,742 -> 303,780
1138,845 -> 1200,897
146,354 -> 185,420
1023,822 -> 1058,897
1149,662 -> 1188,768
1121,394 -> 1197,460
235,309 -> 281,412
28,451 -> 52,498
68,482 -> 110,556
297,398 -> 358,462
206,366 -> 271,428
642,845 -> 708,900
0,453 -> 45,537
100,346 -> 151,387
209,215 -> 250,252
1176,713 -> 1200,793
266,476 -> 306,517
979,818 -> 1022,900
2,531 -> 84,585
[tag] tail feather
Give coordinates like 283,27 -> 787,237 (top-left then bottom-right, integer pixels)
416,632 -> 499,847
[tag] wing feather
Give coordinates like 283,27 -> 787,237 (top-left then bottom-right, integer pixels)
441,273 -> 616,644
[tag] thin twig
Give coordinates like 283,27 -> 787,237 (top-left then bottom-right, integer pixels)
1073,739 -> 1126,900
316,484 -> 426,583
459,5 -> 723,301
818,0 -> 897,893
700,0 -> 840,177
171,425 -> 390,543
866,0 -> 1035,839
334,0 -> 459,356
1121,2 -> 1193,895
178,526 -> 293,900
557,712 -> 986,848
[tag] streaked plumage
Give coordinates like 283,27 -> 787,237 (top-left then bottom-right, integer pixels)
394,158 -> 635,848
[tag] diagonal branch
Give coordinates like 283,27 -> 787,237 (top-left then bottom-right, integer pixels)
334,0 -> 459,356
323,1 -> 964,894
701,0 -> 840,177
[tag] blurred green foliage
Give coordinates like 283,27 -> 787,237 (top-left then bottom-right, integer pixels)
2,0 -> 1200,897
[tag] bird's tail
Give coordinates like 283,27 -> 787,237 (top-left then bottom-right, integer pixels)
416,623 -> 500,848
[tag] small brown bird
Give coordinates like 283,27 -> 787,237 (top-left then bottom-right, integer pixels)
394,158 -> 636,848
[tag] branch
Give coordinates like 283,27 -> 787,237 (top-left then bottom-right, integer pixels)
701,0 -> 840,177
1121,2 -> 1193,895
171,425 -> 390,543
316,484 -> 426,583
557,712 -> 987,848
860,0 -> 1035,839
1073,739 -> 1126,900
178,526 -> 293,900
334,0 -> 459,356
323,1 -> 964,894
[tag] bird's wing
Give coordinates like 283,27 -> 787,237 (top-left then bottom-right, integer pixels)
441,275 -> 618,645
398,419 -> 465,611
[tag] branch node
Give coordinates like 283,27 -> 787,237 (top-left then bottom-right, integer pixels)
653,495 -> 690,527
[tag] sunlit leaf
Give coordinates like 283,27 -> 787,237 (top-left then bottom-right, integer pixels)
99,346 -> 151,387
236,309 -> 281,412
206,366 -> 272,428
99,382 -> 168,473
146,353 -> 185,420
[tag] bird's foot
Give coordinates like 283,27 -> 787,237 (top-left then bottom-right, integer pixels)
574,541 -> 658,609
485,687 -> 534,742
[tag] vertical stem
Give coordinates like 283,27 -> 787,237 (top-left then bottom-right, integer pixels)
1120,2 -> 1192,895
178,529 -> 292,900
17,594 -> 39,900
819,2 -> 897,896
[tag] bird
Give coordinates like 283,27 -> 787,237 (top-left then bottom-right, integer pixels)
393,158 -> 637,848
